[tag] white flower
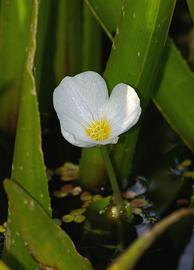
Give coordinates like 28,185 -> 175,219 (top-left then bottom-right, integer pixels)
53,71 -> 141,147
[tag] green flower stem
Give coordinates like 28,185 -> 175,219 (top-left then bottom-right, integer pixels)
100,145 -> 124,212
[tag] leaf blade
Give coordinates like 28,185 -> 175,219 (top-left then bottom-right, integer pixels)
4,179 -> 93,270
3,1 -> 51,269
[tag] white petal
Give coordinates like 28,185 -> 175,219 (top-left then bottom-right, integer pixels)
61,127 -> 96,147
101,83 -> 141,137
53,71 -> 108,128
53,71 -> 109,147
58,115 -> 96,147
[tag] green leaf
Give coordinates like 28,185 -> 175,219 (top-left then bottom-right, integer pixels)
153,40 -> 194,152
0,0 -> 33,132
106,0 -> 175,181
187,0 -> 194,20
53,0 -> 67,83
79,3 -> 104,188
66,0 -> 83,75
2,1 -> 51,269
82,1 -> 102,72
87,196 -> 111,215
35,0 -> 51,89
80,0 -> 176,187
4,179 -> 94,270
90,0 -> 194,153
107,208 -> 194,270
0,261 -> 11,270
85,0 -> 121,39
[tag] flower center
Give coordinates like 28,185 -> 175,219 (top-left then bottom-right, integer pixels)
86,119 -> 111,141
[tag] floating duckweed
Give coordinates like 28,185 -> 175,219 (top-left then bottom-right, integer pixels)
74,215 -> 86,223
55,162 -> 79,181
80,192 -> 92,201
70,208 -> 86,216
61,184 -> 74,192
62,215 -> 74,223
71,186 -> 82,196
53,190 -> 68,198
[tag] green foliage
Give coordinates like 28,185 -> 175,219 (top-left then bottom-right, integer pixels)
187,0 -> 194,19
80,0 -> 194,191
0,261 -> 11,270
2,1 -> 51,269
107,208 -> 194,270
154,40 -> 194,152
66,0 -> 83,75
1,1 -> 194,269
82,2 -> 102,71
0,0 -> 34,131
87,196 -> 111,215
80,0 -> 176,187
85,0 -> 122,36
4,179 -> 94,270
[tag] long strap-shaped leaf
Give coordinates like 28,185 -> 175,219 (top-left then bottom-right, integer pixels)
153,39 -> 194,151
0,1 -> 33,131
187,0 -> 194,19
4,179 -> 94,270
107,207 -> 194,270
3,1 -> 51,269
97,0 -> 194,154
80,0 -> 176,187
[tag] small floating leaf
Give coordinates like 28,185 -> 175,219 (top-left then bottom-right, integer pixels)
53,190 -> 68,198
74,215 -> 86,223
71,186 -> 82,196
55,162 -> 79,181
61,184 -> 74,193
4,179 -> 93,270
80,192 -> 92,201
62,215 -> 74,223
70,208 -> 86,216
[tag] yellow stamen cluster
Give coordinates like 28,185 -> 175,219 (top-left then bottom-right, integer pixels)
86,119 -> 111,141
